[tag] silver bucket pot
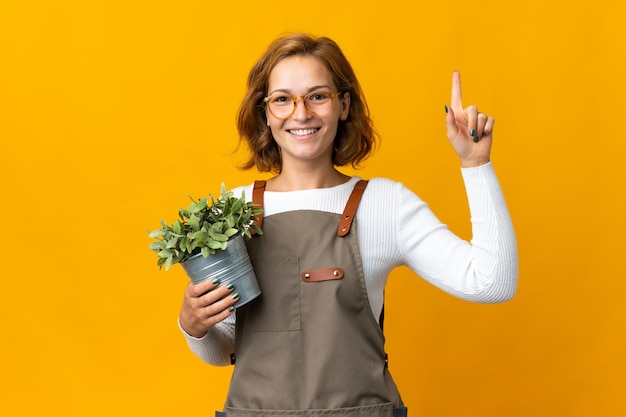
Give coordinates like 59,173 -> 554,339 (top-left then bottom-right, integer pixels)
181,234 -> 261,308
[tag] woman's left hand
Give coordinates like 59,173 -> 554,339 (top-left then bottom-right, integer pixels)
445,70 -> 494,168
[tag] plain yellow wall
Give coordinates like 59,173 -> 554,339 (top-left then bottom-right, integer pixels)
1,0 -> 625,416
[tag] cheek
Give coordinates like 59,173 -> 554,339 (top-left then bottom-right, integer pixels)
267,120 -> 283,142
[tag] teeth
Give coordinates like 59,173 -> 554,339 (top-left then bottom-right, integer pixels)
289,128 -> 317,136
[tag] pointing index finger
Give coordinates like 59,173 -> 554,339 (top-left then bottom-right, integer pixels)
451,70 -> 463,110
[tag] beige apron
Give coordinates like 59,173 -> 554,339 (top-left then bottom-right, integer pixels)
218,180 -> 406,417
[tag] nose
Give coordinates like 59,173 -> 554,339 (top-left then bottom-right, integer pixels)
291,96 -> 312,121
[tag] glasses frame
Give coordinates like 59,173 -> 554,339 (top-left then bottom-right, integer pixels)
263,91 -> 342,120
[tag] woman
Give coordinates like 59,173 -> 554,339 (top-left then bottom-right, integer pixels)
178,33 -> 518,417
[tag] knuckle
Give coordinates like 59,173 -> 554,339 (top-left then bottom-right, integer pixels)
184,281 -> 196,295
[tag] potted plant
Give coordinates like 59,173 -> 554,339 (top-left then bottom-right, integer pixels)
148,183 -> 263,307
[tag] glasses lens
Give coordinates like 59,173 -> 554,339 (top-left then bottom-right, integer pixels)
267,95 -> 295,119
305,92 -> 334,117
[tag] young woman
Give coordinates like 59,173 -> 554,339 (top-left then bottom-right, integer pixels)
178,33 -> 518,417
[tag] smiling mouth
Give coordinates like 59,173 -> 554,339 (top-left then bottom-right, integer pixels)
288,128 -> 319,136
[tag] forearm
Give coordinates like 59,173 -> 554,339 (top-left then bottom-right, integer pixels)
399,162 -> 518,302
458,161 -> 518,302
178,317 -> 235,366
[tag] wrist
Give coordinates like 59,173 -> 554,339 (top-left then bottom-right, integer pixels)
460,158 -> 490,168
178,315 -> 209,339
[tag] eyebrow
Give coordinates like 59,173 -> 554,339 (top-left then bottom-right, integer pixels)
267,85 -> 333,96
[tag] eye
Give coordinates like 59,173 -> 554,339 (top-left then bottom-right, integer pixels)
308,92 -> 331,101
270,95 -> 292,105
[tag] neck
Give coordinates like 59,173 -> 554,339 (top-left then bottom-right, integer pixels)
266,165 -> 350,192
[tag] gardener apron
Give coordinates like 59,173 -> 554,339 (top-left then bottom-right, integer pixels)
217,180 -> 406,417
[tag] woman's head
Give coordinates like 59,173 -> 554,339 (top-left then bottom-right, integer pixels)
237,33 -> 377,173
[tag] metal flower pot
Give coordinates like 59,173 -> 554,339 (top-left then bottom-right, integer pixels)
181,234 -> 261,308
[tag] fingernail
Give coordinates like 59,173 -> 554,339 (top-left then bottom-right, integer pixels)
473,136 -> 480,143
469,129 -> 475,136
226,283 -> 235,290
228,306 -> 235,313
444,105 -> 448,113
232,292 -> 240,300
211,278 -> 220,285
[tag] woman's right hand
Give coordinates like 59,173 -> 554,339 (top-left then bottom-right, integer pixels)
179,279 -> 238,338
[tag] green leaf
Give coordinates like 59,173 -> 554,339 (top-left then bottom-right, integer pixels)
208,240 -> 223,249
211,222 -> 225,234
196,199 -> 207,212
149,229 -> 164,238
224,228 -> 239,237
193,231 -> 207,242
157,249 -> 172,258
211,233 -> 228,242
201,246 -> 210,258
172,251 -> 185,264
166,237 -> 178,249
172,220 -> 182,234
189,214 -> 200,230
230,199 -> 243,214
225,214 -> 235,228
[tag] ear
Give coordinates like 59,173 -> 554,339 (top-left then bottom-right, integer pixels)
339,92 -> 350,121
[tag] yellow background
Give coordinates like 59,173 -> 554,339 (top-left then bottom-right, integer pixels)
1,0 -> 625,416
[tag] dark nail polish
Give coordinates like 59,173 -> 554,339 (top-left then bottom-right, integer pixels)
469,129 -> 475,136
228,306 -> 235,313
226,283 -> 235,290
473,136 -> 480,143
232,292 -> 240,300
445,105 -> 448,113
211,278 -> 220,285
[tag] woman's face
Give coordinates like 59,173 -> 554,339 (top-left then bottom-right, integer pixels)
265,54 -> 350,168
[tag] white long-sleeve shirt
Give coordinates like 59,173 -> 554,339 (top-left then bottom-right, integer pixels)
180,162 -> 518,366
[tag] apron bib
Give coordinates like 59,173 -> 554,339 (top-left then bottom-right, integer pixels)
219,180 -> 406,417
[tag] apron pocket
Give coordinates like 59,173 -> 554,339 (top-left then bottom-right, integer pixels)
246,256 -> 301,332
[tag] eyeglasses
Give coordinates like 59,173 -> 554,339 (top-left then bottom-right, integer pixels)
263,91 -> 341,120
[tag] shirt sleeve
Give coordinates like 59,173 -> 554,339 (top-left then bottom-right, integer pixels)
178,314 -> 235,366
397,162 -> 518,302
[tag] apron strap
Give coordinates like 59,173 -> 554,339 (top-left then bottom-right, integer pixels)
251,180 -> 266,233
251,178 -> 369,237
338,180 -> 369,237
